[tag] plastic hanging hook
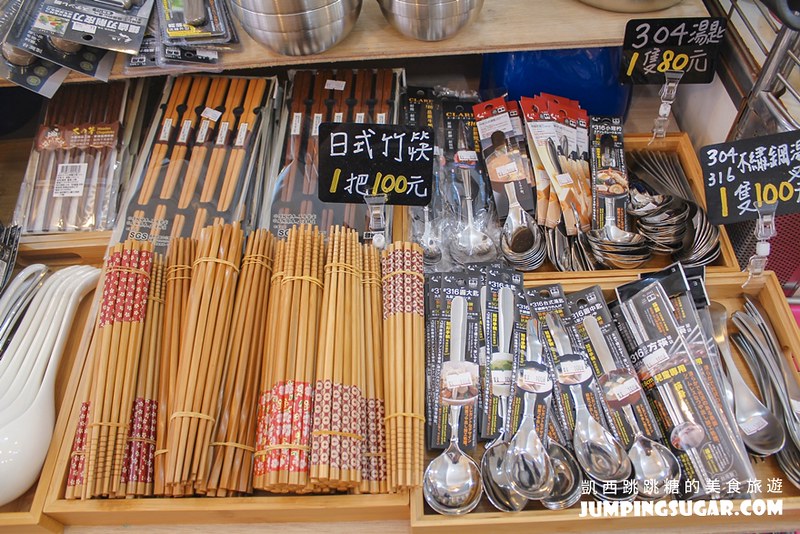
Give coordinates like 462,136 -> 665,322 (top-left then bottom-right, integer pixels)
650,70 -> 685,143
364,193 -> 388,249
743,201 -> 778,289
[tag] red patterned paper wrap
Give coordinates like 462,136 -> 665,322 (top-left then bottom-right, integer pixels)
121,397 -> 157,486
253,381 -> 313,477
310,382 -> 364,476
361,397 -> 387,482
66,401 -> 90,488
99,251 -> 122,328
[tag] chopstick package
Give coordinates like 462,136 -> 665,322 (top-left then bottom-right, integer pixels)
264,68 -> 401,240
14,82 -> 131,233
116,74 -> 277,251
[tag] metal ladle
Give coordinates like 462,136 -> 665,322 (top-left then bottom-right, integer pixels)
710,303 -> 785,456
481,287 -> 527,512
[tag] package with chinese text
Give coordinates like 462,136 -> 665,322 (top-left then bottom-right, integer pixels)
114,74 -> 277,252
13,81 -> 133,233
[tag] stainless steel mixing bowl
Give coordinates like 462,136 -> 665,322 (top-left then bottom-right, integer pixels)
231,0 -> 344,15
574,0 -> 682,12
232,0 -> 360,31
377,0 -> 483,41
377,0 -> 480,18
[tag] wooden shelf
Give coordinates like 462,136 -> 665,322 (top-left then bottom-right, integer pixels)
411,271 -> 800,533
0,0 -> 708,88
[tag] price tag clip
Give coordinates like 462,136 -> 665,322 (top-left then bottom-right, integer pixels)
743,202 -> 778,288
651,70 -> 684,142
365,193 -> 388,249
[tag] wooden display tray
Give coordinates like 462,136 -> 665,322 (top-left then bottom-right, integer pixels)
410,271 -> 800,533
524,132 -> 740,282
0,287 -> 97,534
0,0 -> 708,88
18,232 -> 113,267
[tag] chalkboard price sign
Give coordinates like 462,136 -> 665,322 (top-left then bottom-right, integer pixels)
700,130 -> 800,225
318,123 -> 434,206
620,17 -> 727,84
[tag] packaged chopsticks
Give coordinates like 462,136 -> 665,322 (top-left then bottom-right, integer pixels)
309,226 -> 366,491
120,254 -> 165,497
254,225 -> 325,493
263,68 -> 402,239
359,245 -> 387,494
204,230 -> 275,496
119,75 -> 277,251
381,242 -> 425,492
14,82 -> 130,234
164,222 -> 243,496
69,239 -> 155,499
154,237 -> 196,496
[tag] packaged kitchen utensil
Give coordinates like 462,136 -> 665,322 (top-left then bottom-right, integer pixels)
265,68 -> 401,241
116,74 -> 277,251
13,81 -> 131,233
526,284 -> 612,449
616,278 -> 756,499
480,266 -> 525,440
426,271 -> 482,451
5,0 -> 116,81
589,116 -> 630,232
567,285 -> 662,450
156,0 -> 234,48
15,0 -> 155,55
0,42 -> 69,98
436,90 -> 500,265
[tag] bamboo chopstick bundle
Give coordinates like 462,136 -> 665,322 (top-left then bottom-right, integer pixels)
165,222 -> 243,496
381,242 -> 425,492
359,244 -> 387,494
120,254 -> 165,497
205,230 -> 275,496
81,239 -> 155,499
154,237 -> 197,496
309,226 -> 365,491
253,224 -> 324,494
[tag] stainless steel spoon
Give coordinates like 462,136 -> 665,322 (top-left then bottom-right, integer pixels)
481,287 -> 527,512
420,205 -> 442,265
622,405 -> 681,499
710,303 -> 785,456
504,317 -> 554,499
502,181 -> 536,254
540,439 -> 583,510
423,405 -> 483,515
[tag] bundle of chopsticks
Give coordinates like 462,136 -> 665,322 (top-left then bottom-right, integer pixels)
131,75 -> 270,242
70,239 -> 157,499
67,224 -> 414,499
381,242 -> 425,491
19,82 -> 128,234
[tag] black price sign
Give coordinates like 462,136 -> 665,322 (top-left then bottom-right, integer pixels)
620,17 -> 727,84
318,123 -> 434,206
700,130 -> 800,225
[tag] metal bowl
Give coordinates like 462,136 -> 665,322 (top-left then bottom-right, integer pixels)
574,0 -> 681,12
377,0 -> 481,18
378,1 -> 482,40
236,6 -> 361,55
232,0 -> 361,32
231,0 -> 344,14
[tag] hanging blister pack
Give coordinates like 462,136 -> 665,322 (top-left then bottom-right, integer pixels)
5,0 -> 115,81
19,0 -> 154,55
157,0 -> 232,47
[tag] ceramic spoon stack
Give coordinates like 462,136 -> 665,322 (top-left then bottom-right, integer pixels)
0,264 -> 99,506
253,224 -> 324,493
165,223 -> 243,496
205,229 -> 275,496
381,242 -> 425,492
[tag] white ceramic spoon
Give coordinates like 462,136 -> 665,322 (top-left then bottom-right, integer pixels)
0,266 -> 99,506
0,268 -> 80,412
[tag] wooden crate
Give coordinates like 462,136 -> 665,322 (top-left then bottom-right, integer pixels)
411,271 -> 800,532
524,132 -> 739,283
0,288 -> 98,534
